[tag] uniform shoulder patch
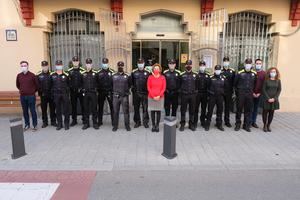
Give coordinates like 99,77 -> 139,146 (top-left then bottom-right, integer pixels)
36,71 -> 42,75
180,71 -> 186,75
229,68 -> 235,71
109,68 -> 115,73
175,69 -> 181,73
132,68 -> 138,72
238,69 -> 245,74
251,70 -> 257,75
63,71 -> 69,76
50,71 -> 55,75
163,69 -> 169,74
67,67 -> 73,71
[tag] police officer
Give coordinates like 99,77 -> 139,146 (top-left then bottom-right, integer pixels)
205,65 -> 226,131
221,56 -> 235,127
131,58 -> 150,128
68,56 -> 85,126
234,58 -> 257,132
81,58 -> 99,130
194,60 -> 210,128
163,59 -> 181,117
50,60 -> 70,130
179,60 -> 198,132
97,58 -> 114,126
112,61 -> 132,132
36,61 -> 56,128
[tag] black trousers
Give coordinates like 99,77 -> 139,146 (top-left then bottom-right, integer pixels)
40,95 -> 56,124
113,95 -> 130,129
206,95 -> 224,126
235,93 -> 253,127
54,93 -> 70,127
223,92 -> 233,124
133,92 -> 149,125
70,90 -> 84,121
83,92 -> 97,125
98,92 -> 114,125
164,92 -> 179,117
194,92 -> 208,126
180,94 -> 196,126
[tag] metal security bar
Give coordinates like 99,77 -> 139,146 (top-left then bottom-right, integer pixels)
222,11 -> 273,69
192,9 -> 228,68
49,9 -> 102,70
100,9 -> 131,71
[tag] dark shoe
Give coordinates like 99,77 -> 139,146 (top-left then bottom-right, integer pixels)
98,122 -> 103,127
252,123 -> 259,128
217,126 -> 225,131
56,126 -> 62,131
112,127 -> 118,132
267,125 -> 272,132
243,126 -> 251,132
126,126 -> 131,131
201,122 -> 205,128
134,123 -> 141,128
42,123 -> 48,128
189,125 -> 196,131
51,122 -> 57,127
24,125 -> 30,131
263,124 -> 268,132
82,124 -> 89,130
93,124 -> 99,130
65,125 -> 69,130
179,125 -> 185,132
205,125 -> 210,131
225,122 -> 232,128
235,124 -> 240,131
70,121 -> 77,127
151,127 -> 156,132
155,125 -> 159,132
144,123 -> 149,128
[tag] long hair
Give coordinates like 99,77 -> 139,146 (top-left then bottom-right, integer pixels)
265,67 -> 280,80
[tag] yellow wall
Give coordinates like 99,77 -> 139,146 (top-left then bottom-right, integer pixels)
0,0 -> 299,111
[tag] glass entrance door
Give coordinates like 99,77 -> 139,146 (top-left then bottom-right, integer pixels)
132,40 -> 189,71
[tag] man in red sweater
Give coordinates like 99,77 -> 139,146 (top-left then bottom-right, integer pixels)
16,61 -> 39,131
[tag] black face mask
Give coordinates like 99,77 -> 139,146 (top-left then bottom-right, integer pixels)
186,65 -> 192,71
118,67 -> 124,73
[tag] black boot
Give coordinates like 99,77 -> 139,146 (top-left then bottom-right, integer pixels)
267,124 -> 272,132
217,124 -> 225,131
155,111 -> 161,132
179,124 -> 185,132
93,124 -> 99,130
263,124 -> 268,132
235,124 -> 240,131
134,122 -> 141,128
42,123 -> 48,128
70,120 -> 77,127
151,111 -> 156,132
82,124 -> 89,130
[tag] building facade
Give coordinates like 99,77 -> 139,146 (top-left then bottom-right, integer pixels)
1,0 -> 299,111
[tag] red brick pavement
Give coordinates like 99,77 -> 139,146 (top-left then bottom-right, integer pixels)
0,171 -> 97,200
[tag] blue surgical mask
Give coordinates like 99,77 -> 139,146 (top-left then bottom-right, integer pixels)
56,65 -> 63,70
137,63 -> 144,70
215,70 -> 221,75
270,72 -> 277,78
102,63 -> 108,69
255,64 -> 262,71
223,62 -> 230,68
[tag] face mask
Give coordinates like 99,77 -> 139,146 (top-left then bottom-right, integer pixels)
56,65 -> 63,71
118,67 -> 124,73
186,65 -> 192,71
168,64 -> 175,70
199,66 -> 206,73
102,64 -> 108,70
215,70 -> 221,76
245,64 -> 252,71
72,61 -> 79,67
153,68 -> 160,75
86,64 -> 92,71
21,66 -> 28,74
137,63 -> 144,70
270,72 -> 277,78
223,62 -> 230,68
255,64 -> 262,71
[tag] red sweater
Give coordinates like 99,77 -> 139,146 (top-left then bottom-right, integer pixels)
147,74 -> 166,99
16,71 -> 38,96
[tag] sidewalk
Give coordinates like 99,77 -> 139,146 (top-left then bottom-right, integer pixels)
0,112 -> 300,171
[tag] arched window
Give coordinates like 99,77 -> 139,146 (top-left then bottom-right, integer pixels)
49,9 -> 103,69
223,11 -> 273,69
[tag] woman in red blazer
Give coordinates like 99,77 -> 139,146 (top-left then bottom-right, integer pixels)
147,63 -> 166,132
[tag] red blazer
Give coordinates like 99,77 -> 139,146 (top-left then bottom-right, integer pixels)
147,74 -> 166,99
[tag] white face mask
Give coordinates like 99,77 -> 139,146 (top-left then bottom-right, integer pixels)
245,64 -> 252,71
223,62 -> 230,68
255,64 -> 262,71
56,65 -> 63,71
270,72 -> 277,78
168,64 -> 176,70
215,70 -> 221,76
102,63 -> 108,70
86,64 -> 92,71
21,66 -> 28,74
137,63 -> 144,70
199,66 -> 206,73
